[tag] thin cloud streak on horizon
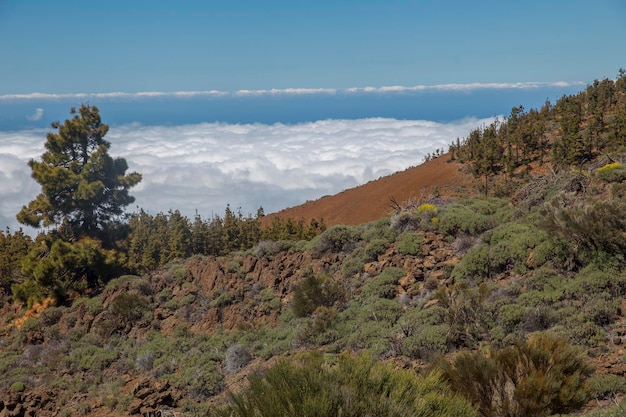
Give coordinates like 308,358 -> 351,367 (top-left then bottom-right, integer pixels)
0,116 -> 496,234
0,81 -> 585,101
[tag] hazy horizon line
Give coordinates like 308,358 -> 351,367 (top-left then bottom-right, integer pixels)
0,81 -> 586,101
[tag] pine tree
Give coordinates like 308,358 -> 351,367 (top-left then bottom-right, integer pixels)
0,228 -> 33,290
17,105 -> 141,241
471,122 -> 501,195
191,213 -> 210,255
15,105 -> 141,292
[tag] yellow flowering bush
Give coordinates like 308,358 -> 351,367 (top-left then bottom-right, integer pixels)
417,203 -> 438,225
596,162 -> 626,182
417,203 -> 437,213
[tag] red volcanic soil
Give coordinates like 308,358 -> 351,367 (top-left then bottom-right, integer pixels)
263,155 -> 475,228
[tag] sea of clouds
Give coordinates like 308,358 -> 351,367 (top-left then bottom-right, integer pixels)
2,79 -> 588,234
0,117 -> 496,234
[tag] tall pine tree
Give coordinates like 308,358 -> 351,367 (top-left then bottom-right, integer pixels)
17,105 -> 141,241
15,105 -> 141,294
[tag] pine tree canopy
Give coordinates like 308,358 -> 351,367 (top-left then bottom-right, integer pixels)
17,105 -> 142,240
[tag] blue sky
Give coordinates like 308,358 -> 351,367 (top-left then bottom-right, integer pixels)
1,0 -> 624,94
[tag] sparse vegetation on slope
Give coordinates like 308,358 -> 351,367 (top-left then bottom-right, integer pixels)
2,72 -> 626,416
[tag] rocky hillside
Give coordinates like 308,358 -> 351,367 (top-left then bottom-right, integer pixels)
1,136 -> 476,417
3,72 -> 626,416
3,155 -> 626,416
0,221 -> 463,416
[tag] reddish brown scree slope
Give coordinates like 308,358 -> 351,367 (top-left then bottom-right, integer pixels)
263,155 -> 475,228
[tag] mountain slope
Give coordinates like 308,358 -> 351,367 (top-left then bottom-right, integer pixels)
264,155 -> 474,227
4,156 -> 626,416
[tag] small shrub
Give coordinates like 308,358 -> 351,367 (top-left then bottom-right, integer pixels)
254,240 -> 281,258
226,260 -> 242,274
131,278 -> 153,295
103,395 -> 118,410
435,332 -> 593,417
521,305 -> 555,333
402,324 -> 450,359
530,239 -> 569,267
438,198 -> 510,237
539,196 -> 626,261
156,287 -> 173,303
488,222 -> 544,274
286,239 -> 310,253
260,296 -> 281,315
135,350 -> 155,372
163,298 -> 179,311
105,275 -> 139,290
577,264 -> 626,298
497,303 -> 526,333
292,273 -> 340,317
85,296 -> 104,315
10,381 -> 25,392
584,296 -> 620,326
364,239 -> 388,261
168,263 -> 187,282
212,289 -> 234,307
180,362 -> 225,400
397,305 -> 447,337
182,400 -> 212,416
434,282 -> 491,349
70,345 -> 120,373
450,244 -> 490,282
224,344 -> 252,374
417,203 -> 437,213
555,315 -> 607,347
76,402 -> 91,416
258,288 -> 275,302
109,293 -> 151,323
390,211 -> 420,233
307,306 -> 337,336
316,225 -> 362,253
20,317 -> 40,333
341,255 -> 365,277
360,217 -> 396,243
396,231 -> 424,255
116,394 -> 133,413
179,293 -> 196,307
219,351 -> 476,417
365,298 -> 403,324
333,306 -> 397,354
585,373 -> 626,401
39,306 -> 65,326
363,267 -> 405,299
452,234 -> 477,254
71,296 -> 104,315
523,267 -> 562,292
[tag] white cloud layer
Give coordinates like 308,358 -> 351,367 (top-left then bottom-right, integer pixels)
0,117 -> 495,234
0,81 -> 584,101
